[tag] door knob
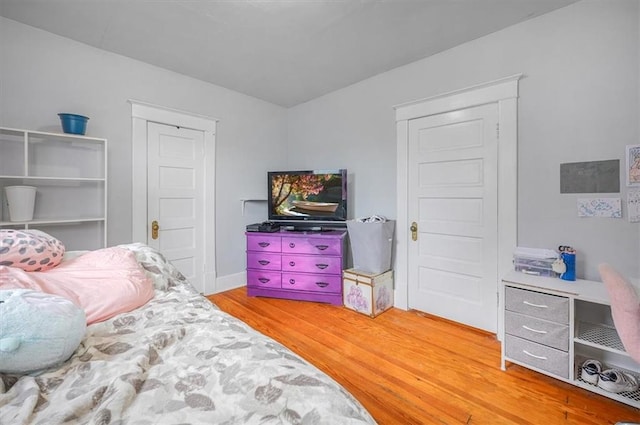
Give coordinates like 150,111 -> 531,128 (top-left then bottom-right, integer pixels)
410,221 -> 418,241
151,220 -> 159,240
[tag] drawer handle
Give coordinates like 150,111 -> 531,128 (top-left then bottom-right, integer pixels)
289,261 -> 295,267
258,278 -> 270,284
289,242 -> 295,248
315,244 -> 329,251
258,242 -> 270,248
522,350 -> 547,361
315,282 -> 329,288
315,263 -> 328,270
523,301 -> 548,309
258,260 -> 270,266
289,278 -> 295,285
522,325 -> 547,334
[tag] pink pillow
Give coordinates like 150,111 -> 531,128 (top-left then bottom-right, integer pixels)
0,229 -> 65,272
0,247 -> 154,324
598,263 -> 640,362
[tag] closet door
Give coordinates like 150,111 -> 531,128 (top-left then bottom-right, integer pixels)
407,103 -> 499,332
147,122 -> 205,292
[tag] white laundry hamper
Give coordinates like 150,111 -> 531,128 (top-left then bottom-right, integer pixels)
346,219 -> 395,274
4,185 -> 36,221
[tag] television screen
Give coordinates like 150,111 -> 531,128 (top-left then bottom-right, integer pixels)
268,169 -> 347,222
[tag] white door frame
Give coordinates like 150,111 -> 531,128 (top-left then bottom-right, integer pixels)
394,74 -> 521,334
129,99 -> 218,294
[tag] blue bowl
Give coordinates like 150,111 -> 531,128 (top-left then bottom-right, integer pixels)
58,113 -> 89,135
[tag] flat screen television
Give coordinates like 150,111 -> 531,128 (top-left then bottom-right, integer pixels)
268,169 -> 347,224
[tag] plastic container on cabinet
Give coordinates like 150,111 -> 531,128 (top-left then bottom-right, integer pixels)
513,247 -> 560,277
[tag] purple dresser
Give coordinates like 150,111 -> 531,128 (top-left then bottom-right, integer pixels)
246,229 -> 347,305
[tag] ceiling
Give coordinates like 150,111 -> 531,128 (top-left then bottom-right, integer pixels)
0,0 -> 577,107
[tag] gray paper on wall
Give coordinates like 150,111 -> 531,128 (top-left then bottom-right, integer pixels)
560,160 -> 620,193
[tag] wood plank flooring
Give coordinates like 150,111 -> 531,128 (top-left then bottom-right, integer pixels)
207,288 -> 640,424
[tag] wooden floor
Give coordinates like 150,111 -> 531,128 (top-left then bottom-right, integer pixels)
207,288 -> 640,424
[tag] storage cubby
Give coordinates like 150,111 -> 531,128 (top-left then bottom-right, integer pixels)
0,126 -> 107,250
27,132 -> 104,178
0,128 -> 25,176
501,271 -> 640,409
573,300 -> 640,407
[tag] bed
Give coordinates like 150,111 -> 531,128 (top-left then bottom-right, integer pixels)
0,242 -> 376,425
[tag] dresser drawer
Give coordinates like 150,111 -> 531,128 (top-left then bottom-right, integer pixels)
505,286 -> 569,324
505,335 -> 569,378
281,254 -> 342,275
505,311 -> 569,351
247,252 -> 281,271
282,272 -> 342,293
281,236 -> 342,256
247,270 -> 281,289
246,235 -> 282,253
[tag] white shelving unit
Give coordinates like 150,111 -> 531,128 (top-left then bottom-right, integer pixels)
0,126 -> 107,250
501,271 -> 640,409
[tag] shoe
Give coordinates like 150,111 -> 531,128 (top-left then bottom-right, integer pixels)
597,369 -> 639,393
580,359 -> 602,385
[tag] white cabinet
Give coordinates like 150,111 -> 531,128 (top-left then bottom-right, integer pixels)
501,271 -> 640,409
0,126 -> 107,250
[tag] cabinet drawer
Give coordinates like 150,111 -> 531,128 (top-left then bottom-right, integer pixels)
505,335 -> 569,378
281,272 -> 342,293
246,235 -> 282,253
281,254 -> 342,275
505,286 -> 569,324
247,252 -> 281,271
281,237 -> 342,255
505,311 -> 569,351
247,270 -> 281,289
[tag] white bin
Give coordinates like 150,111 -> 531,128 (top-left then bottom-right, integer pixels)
4,185 -> 36,222
346,219 -> 395,274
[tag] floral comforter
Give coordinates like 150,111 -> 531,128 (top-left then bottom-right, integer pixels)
0,244 -> 376,425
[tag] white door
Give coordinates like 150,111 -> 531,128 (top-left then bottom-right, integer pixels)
147,122 -> 205,293
407,103 -> 499,332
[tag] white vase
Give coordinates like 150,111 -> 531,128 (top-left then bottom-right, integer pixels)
4,185 -> 36,222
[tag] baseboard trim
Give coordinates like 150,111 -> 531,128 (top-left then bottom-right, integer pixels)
209,271 -> 246,295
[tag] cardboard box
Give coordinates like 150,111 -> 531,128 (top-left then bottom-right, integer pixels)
343,268 -> 393,317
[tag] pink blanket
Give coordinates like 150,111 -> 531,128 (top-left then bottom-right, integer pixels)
0,247 -> 154,324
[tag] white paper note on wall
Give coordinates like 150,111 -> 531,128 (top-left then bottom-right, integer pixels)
628,190 -> 640,223
577,198 -> 622,218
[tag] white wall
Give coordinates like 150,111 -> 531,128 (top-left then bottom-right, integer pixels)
1,0 -> 638,285
0,17 -> 288,279
288,0 -> 640,281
